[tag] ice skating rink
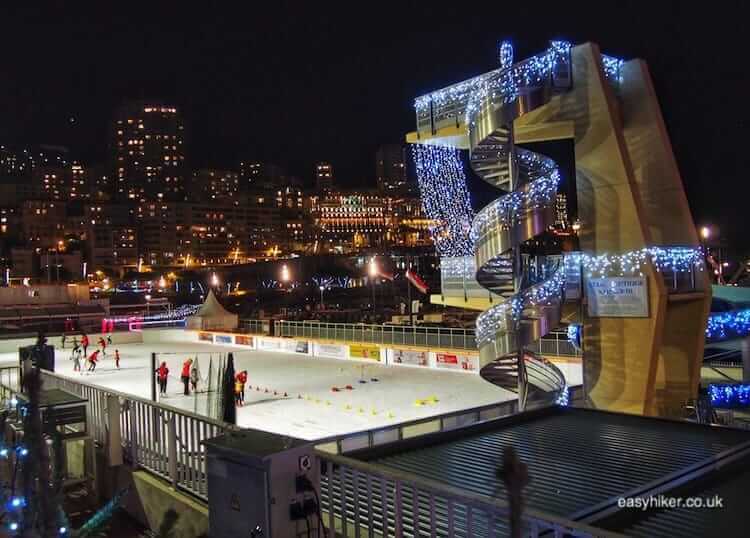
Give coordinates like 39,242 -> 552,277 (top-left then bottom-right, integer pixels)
0,340 -> 582,441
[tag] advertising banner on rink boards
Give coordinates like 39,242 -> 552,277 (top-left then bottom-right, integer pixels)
586,277 -> 649,318
235,335 -> 254,347
349,343 -> 382,361
390,349 -> 428,367
257,338 -> 309,354
435,353 -> 479,372
314,343 -> 349,359
198,332 -> 214,342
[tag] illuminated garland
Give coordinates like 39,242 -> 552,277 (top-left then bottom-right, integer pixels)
601,55 -> 624,83
471,156 -> 560,241
412,144 -> 475,257
105,304 -> 200,324
709,383 -> 750,408
576,247 -> 703,278
476,248 -> 703,345
706,308 -> 750,341
415,41 -> 624,121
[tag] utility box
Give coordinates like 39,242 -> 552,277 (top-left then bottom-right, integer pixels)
204,429 -> 321,538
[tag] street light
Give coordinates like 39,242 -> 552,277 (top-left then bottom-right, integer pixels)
145,294 -> 151,316
368,257 -> 377,309
700,226 -> 711,241
319,285 -> 325,308
211,273 -> 219,287
280,264 -> 290,290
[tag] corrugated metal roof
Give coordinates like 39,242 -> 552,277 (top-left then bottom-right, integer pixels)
355,408 -> 750,519
600,456 -> 750,537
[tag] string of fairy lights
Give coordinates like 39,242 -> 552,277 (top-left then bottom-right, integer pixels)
412,144 -> 475,257
476,248 -> 704,345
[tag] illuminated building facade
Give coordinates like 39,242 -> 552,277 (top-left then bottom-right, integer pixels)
376,144 -> 411,193
315,162 -> 334,192
309,192 -> 431,251
238,161 -> 286,190
191,169 -> 240,202
111,102 -> 187,202
20,201 -> 66,249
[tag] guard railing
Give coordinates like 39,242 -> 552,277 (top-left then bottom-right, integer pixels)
35,369 -> 238,501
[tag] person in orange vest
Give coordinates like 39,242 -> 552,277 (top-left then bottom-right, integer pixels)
115,349 -> 121,369
81,333 -> 89,356
235,370 -> 248,406
181,358 -> 193,395
155,361 -> 169,395
87,349 -> 100,372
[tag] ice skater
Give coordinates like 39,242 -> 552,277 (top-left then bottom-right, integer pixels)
156,361 -> 169,395
114,349 -> 120,369
71,344 -> 82,372
81,333 -> 89,357
235,370 -> 247,406
98,336 -> 107,357
61,333 -> 67,349
87,349 -> 100,372
189,361 -> 199,393
107,334 -> 112,347
181,358 -> 193,395
234,377 -> 242,406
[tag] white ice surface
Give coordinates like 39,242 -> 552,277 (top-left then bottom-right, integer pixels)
0,341 -> 582,441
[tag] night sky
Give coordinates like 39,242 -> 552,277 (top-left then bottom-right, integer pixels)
1,2 -> 748,252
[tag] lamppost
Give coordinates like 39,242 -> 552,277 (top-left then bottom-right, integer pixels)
368,257 -> 377,309
280,264 -> 290,291
319,285 -> 325,309
145,294 -> 151,317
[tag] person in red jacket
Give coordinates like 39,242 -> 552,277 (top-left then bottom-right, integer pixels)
156,361 -> 169,395
81,334 -> 89,356
181,358 -> 193,395
87,349 -> 100,372
235,370 -> 248,405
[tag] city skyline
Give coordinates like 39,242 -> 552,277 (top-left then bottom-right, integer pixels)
1,3 -> 749,254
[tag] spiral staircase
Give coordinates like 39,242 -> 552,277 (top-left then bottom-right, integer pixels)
469,46 -> 573,410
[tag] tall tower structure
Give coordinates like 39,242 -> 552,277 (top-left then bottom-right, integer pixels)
111,102 -> 187,202
315,162 -> 334,192
409,41 -> 710,417
375,144 -> 408,193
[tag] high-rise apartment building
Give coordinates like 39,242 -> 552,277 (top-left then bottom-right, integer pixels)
238,161 -> 286,190
315,162 -> 334,192
191,169 -> 240,202
111,102 -> 187,202
375,144 -> 409,193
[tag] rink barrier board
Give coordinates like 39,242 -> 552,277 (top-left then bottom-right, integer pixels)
185,330 -> 483,373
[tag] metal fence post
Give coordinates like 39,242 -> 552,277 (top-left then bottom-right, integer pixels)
167,413 -> 178,488
106,394 -> 123,466
129,401 -> 138,466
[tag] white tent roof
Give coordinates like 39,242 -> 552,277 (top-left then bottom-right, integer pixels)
194,290 -> 235,319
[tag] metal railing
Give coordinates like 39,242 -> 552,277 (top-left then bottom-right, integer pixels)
237,319 -> 270,335
315,386 -> 584,456
276,320 -> 478,351
0,366 -> 20,400
317,449 -> 621,537
36,369 -> 238,501
315,399 -> 519,455
266,320 -> 581,356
